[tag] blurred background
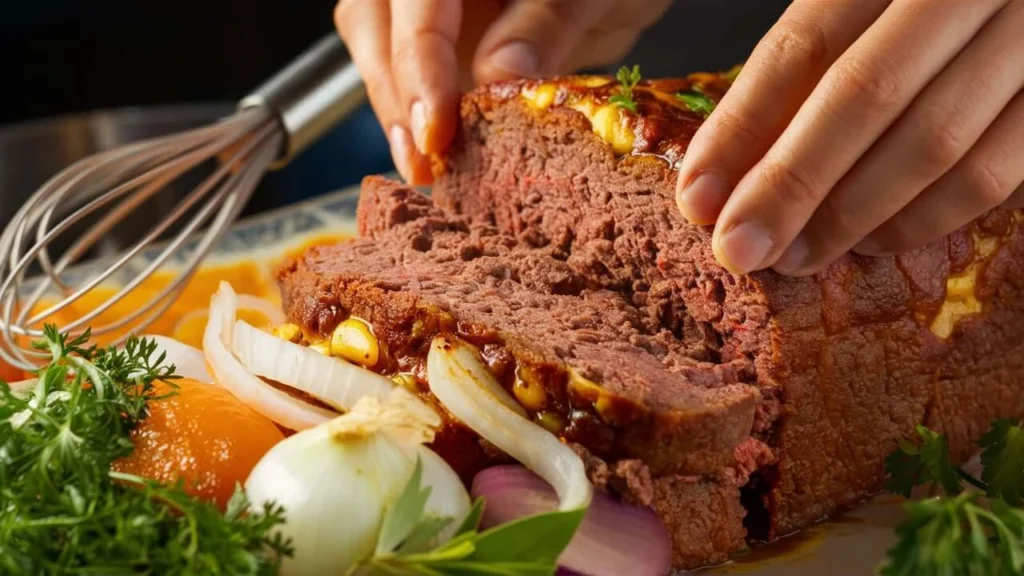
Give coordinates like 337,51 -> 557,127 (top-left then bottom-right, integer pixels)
0,0 -> 791,231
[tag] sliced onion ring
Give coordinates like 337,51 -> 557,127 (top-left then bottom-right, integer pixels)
474,465 -> 672,576
427,335 -> 592,511
232,317 -> 434,418
142,335 -> 213,383
236,294 -> 286,326
204,282 -> 335,430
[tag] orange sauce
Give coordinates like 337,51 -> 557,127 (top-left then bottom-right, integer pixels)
112,378 -> 285,509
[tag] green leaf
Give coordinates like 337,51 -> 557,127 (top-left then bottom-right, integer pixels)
676,90 -> 716,118
454,499 -> 485,537
472,508 -> 586,564
883,425 -> 964,497
979,419 -> 1024,505
397,516 -> 455,555
377,458 -> 434,555
610,64 -> 641,112
608,93 -> 637,113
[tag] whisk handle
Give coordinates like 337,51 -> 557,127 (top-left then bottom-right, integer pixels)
240,33 -> 367,165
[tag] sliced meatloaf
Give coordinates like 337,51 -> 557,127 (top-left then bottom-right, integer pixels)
278,176 -> 772,567
430,71 -> 1024,543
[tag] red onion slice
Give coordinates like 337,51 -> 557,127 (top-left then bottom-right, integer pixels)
473,465 -> 673,576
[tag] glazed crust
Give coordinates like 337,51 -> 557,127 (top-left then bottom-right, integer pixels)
428,71 -> 1024,565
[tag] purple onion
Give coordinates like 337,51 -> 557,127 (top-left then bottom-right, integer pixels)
472,465 -> 673,576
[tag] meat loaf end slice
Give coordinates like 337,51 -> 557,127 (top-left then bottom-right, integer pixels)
430,73 -> 1024,539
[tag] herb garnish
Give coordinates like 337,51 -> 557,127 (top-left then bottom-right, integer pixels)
609,65 -> 642,113
676,88 -> 717,118
881,419 -> 1024,575
0,326 -> 291,574
356,459 -> 585,575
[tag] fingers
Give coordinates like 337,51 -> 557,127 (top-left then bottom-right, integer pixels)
472,0 -> 615,85
390,0 -> 463,155
335,0 -> 432,184
675,0 -> 890,225
775,0 -> 1024,274
855,90 -> 1024,256
1006,182 -> 1024,211
710,0 -> 1008,275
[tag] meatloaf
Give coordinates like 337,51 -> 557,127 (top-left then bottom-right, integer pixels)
278,70 -> 1024,570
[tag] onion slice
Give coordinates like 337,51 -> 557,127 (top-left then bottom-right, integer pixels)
427,335 -> 592,511
236,294 -> 287,326
474,465 -> 672,576
142,335 -> 213,383
204,282 -> 336,430
232,318 -> 434,417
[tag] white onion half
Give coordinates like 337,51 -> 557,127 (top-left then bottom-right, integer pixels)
231,318 -> 403,412
427,335 -> 592,511
142,335 -> 213,383
204,281 -> 335,430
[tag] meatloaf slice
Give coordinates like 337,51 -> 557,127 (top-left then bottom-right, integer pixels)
430,72 -> 1024,540
281,176 -> 758,475
278,176 -> 769,567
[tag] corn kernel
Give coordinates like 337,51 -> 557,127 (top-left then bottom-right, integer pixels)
522,83 -> 557,109
309,342 -> 331,355
272,323 -> 303,343
330,318 -> 380,367
568,100 -> 635,155
513,365 -> 548,411
392,372 -> 421,393
536,411 -> 566,434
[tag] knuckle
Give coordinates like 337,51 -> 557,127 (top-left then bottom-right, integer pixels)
961,160 -> 1012,208
830,56 -> 905,113
913,105 -> 972,172
760,18 -> 832,71
708,107 -> 772,152
759,159 -> 824,208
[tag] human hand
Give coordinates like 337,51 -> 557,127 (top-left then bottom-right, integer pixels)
335,0 -> 671,184
675,0 -> 1024,276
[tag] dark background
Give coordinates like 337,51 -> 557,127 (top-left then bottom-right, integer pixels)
0,0 -> 791,212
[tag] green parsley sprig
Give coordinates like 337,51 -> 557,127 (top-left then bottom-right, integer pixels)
0,326 -> 291,574
676,87 -> 717,118
354,459 -> 584,575
609,65 -> 642,113
881,419 -> 1024,575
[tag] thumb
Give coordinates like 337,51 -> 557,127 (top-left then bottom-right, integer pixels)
472,0 -> 615,84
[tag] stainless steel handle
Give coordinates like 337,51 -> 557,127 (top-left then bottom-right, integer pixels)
240,33 -> 367,165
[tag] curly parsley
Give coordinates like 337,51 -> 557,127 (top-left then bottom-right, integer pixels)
0,326 -> 291,574
882,420 -> 1024,575
609,65 -> 642,113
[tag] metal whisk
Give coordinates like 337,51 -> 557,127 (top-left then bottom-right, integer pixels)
0,34 -> 366,371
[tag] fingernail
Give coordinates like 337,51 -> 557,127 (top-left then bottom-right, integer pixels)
487,41 -> 540,77
714,221 -> 774,274
677,172 -> 730,225
410,100 -> 429,154
772,234 -> 809,275
388,124 -> 414,182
